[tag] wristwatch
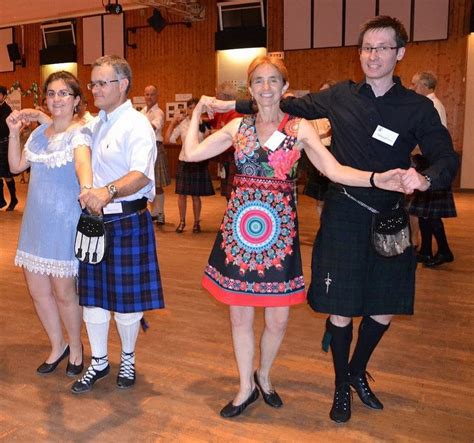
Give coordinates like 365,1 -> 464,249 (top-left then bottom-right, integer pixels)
106,183 -> 118,200
422,174 -> 432,189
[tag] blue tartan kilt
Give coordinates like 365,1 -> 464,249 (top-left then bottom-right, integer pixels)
78,210 -> 165,313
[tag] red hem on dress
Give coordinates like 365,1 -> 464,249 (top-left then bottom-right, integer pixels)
202,275 -> 306,307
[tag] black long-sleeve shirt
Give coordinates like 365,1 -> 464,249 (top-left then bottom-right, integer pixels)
237,77 -> 458,190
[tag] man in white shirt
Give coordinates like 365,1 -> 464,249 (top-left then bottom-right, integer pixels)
409,70 -> 456,268
141,85 -> 169,224
72,55 -> 165,394
411,71 -> 447,127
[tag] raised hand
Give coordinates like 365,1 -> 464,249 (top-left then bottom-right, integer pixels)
19,108 -> 51,124
6,110 -> 23,133
198,95 -> 235,119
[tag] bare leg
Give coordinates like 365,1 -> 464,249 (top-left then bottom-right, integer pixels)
257,306 -> 289,392
191,196 -> 201,224
229,305 -> 256,405
317,201 -> 325,217
177,194 -> 187,223
51,276 -> 83,364
370,314 -> 392,325
24,271 -> 66,363
410,215 -> 420,249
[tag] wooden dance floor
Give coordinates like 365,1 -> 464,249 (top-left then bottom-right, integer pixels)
1,182 -> 473,442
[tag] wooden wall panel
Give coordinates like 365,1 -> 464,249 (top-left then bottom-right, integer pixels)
0,0 -> 469,155
266,0 -> 469,153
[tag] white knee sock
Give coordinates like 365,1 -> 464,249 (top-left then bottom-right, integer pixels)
83,307 -> 110,370
115,312 -> 143,364
155,193 -> 165,214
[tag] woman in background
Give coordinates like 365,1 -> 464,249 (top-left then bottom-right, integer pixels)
165,98 -> 214,233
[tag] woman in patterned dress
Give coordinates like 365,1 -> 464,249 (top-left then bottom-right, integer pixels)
183,56 -> 403,418
7,72 -> 92,377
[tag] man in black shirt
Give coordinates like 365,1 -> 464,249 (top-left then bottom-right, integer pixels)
0,85 -> 18,211
206,16 -> 458,423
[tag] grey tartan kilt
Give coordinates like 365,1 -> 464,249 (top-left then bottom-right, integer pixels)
78,210 -> 165,313
407,189 -> 457,218
155,142 -> 171,188
307,185 -> 417,317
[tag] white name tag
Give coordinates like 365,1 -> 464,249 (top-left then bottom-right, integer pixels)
103,202 -> 123,215
264,130 -> 286,151
372,125 -> 399,146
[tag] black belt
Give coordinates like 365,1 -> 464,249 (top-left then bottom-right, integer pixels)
106,197 -> 147,215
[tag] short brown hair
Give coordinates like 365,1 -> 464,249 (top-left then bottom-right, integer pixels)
42,71 -> 82,98
247,56 -> 289,87
92,55 -> 132,94
358,15 -> 408,49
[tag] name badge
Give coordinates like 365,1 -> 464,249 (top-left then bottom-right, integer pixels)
264,130 -> 286,151
372,125 -> 399,146
103,202 -> 123,215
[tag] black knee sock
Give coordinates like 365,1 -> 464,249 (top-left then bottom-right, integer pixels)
430,218 -> 451,255
324,318 -> 353,386
348,316 -> 390,376
6,179 -> 17,202
418,217 -> 433,256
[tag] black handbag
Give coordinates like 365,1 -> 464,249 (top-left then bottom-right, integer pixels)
340,187 -> 411,258
74,211 -> 107,264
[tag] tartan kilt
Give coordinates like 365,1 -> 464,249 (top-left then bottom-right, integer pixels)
78,210 -> 165,313
175,160 -> 215,196
308,184 -> 417,317
155,142 -> 171,188
407,189 -> 457,218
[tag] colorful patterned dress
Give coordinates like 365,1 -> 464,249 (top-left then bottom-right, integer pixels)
202,114 -> 306,307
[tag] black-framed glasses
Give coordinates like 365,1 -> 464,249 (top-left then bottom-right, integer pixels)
87,79 -> 120,90
359,46 -> 399,55
46,90 -> 75,98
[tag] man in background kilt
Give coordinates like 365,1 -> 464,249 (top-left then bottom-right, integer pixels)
72,55 -> 165,394
141,84 -> 170,225
232,16 -> 458,423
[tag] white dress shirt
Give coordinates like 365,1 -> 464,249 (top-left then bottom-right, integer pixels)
86,99 -> 157,201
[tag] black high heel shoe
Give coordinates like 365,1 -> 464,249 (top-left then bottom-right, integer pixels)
37,346 -> 70,375
254,370 -> 283,408
66,345 -> 84,377
176,220 -> 185,233
192,221 -> 201,233
220,387 -> 259,418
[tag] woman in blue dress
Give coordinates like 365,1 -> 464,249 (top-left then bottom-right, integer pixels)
7,71 -> 92,377
183,56 -> 404,418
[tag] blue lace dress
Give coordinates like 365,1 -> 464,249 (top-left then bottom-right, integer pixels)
202,114 -> 306,307
15,124 -> 91,277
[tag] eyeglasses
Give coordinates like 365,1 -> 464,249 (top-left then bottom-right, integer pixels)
87,79 -> 120,90
359,46 -> 399,55
46,90 -> 75,98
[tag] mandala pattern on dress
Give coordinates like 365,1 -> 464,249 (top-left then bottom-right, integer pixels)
221,182 -> 296,277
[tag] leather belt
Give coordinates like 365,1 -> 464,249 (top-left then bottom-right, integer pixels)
103,197 -> 147,215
